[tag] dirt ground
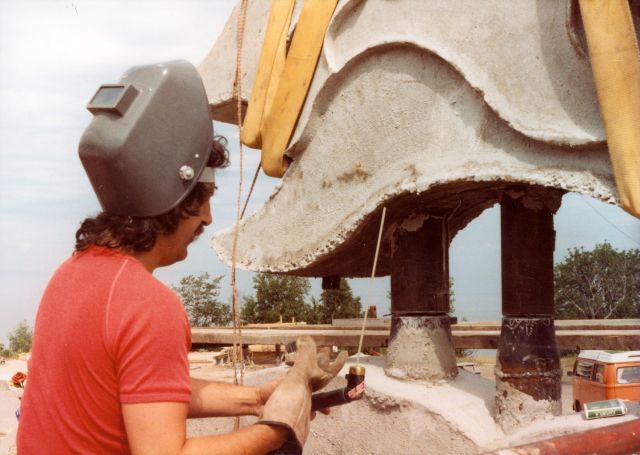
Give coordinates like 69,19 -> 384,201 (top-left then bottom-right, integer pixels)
0,359 -> 27,441
0,351 -> 579,451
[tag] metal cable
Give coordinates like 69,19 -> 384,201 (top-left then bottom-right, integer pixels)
241,162 -> 262,219
356,206 -> 387,366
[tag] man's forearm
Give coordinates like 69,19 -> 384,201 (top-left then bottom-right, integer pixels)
189,377 -> 260,418
181,424 -> 288,455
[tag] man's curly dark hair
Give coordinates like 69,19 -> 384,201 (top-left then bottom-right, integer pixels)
75,136 -> 229,253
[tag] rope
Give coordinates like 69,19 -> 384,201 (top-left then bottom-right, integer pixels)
356,206 -> 387,366
231,0 -> 249,430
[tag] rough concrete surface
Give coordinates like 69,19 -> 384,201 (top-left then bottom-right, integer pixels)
188,356 -> 639,454
3,356 -> 638,454
494,378 -> 561,434
385,317 -> 458,381
203,0 -> 623,277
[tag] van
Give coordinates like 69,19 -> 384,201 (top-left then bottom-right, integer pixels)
572,350 -> 640,411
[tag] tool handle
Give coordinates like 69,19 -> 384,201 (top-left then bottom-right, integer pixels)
311,370 -> 366,411
311,389 -> 348,411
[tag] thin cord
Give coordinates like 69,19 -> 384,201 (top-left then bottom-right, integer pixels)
356,206 -> 387,366
579,195 -> 640,247
231,0 -> 249,432
241,162 -> 262,219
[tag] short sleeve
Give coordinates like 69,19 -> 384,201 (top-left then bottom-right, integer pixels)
107,263 -> 192,404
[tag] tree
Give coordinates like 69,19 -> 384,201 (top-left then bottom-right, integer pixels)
172,273 -> 231,326
447,279 -> 474,358
241,274 -> 311,323
8,320 -> 33,354
554,242 -> 640,319
303,296 -> 323,325
315,278 -> 362,324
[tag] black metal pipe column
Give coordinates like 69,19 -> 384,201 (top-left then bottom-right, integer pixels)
385,215 -> 458,381
496,189 -> 562,431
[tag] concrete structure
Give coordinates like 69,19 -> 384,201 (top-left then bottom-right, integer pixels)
185,359 -> 640,455
200,0 -> 635,432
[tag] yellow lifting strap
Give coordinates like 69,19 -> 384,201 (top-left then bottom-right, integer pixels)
240,0 -> 295,149
579,0 -> 640,218
241,0 -> 339,177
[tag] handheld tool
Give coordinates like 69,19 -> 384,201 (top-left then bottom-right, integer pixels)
285,341 -> 366,411
311,364 -> 365,411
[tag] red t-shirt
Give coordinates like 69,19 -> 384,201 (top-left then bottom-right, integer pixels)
17,246 -> 192,454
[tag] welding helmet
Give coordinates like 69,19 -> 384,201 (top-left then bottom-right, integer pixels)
78,60 -> 214,217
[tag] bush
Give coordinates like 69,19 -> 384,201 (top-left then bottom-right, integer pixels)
0,342 -> 13,358
7,320 -> 33,354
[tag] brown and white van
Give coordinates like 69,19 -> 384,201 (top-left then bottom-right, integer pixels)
572,350 -> 640,411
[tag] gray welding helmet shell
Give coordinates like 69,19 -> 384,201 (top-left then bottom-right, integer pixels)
78,60 -> 213,217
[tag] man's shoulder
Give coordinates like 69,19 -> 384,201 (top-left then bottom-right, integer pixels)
115,261 -> 178,303
72,246 -> 179,304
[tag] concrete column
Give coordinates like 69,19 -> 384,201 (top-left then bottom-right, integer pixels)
385,215 -> 457,381
496,188 -> 563,432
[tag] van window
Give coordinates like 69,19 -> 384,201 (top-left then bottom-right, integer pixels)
593,364 -> 605,384
575,360 -> 594,378
617,366 -> 640,384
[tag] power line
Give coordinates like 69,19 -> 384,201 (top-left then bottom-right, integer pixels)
579,194 -> 640,247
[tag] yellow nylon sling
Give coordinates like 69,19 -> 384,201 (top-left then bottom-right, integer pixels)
240,0 -> 295,149
579,0 -> 640,218
241,0 -> 339,177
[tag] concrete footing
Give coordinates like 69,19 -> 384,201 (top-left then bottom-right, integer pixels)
495,317 -> 562,432
384,315 -> 457,381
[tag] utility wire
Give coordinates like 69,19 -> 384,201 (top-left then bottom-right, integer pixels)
579,195 -> 640,247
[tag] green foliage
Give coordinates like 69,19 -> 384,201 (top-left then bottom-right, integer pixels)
241,274 -> 312,323
172,273 -> 231,326
8,320 -> 33,354
447,279 -> 474,358
0,342 -> 13,358
315,278 -> 362,324
554,242 -> 639,319
302,297 -> 323,325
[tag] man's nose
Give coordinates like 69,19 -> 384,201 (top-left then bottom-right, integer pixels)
201,204 -> 213,226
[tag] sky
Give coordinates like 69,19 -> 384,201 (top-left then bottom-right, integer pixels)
0,0 -> 638,343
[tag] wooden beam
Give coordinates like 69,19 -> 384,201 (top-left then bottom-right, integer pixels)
220,319 -> 640,331
453,319 -> 640,331
192,328 -> 389,348
191,327 -> 640,350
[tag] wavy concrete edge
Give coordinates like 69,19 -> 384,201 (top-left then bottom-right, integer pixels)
214,41 -> 616,276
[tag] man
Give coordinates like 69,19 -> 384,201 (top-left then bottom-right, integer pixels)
17,61 -> 344,454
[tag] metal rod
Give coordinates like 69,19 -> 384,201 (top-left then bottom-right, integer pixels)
483,419 -> 640,455
356,206 -> 387,366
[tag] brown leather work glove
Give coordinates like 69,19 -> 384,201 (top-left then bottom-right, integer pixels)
259,336 -> 348,451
